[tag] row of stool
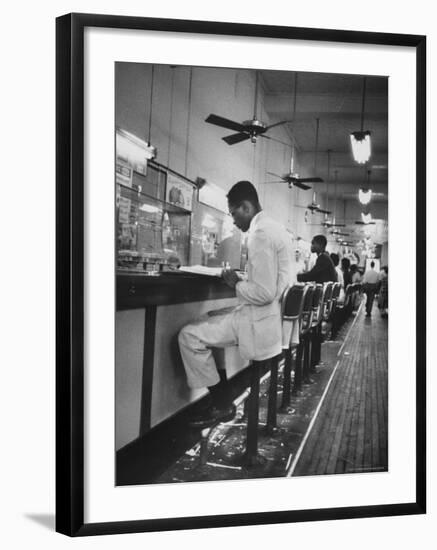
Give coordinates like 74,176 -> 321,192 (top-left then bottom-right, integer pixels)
236,280 -> 363,467
231,282 -> 331,466
199,280 -> 362,468
331,282 -> 362,337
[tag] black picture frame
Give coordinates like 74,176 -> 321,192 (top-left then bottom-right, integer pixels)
56,12 -> 426,537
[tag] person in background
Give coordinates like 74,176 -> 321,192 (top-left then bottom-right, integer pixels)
362,260 -> 379,317
297,235 -> 337,373
297,235 -> 337,284
178,181 -> 292,428
330,253 -> 344,300
341,257 -> 352,288
350,263 -> 361,283
378,265 -> 389,317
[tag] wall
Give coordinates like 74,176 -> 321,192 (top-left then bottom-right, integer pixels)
115,63 -> 318,259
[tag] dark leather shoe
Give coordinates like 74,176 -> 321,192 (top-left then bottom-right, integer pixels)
189,404 -> 236,429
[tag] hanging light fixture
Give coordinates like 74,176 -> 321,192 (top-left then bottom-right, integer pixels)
359,188 -> 372,205
359,169 -> 373,205
350,77 -> 371,164
361,212 -> 373,224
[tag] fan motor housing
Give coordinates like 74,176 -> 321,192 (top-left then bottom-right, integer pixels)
242,119 -> 267,133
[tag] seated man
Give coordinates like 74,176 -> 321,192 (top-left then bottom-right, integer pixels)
297,235 -> 337,370
178,181 -> 292,428
297,235 -> 337,284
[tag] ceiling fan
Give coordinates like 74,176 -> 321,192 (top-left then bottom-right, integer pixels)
205,70 -> 292,145
303,191 -> 332,215
263,75 -> 323,190
264,146 -> 320,190
330,229 -> 350,236
309,151 -> 346,227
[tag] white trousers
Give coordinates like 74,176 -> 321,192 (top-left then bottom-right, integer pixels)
178,308 -> 239,389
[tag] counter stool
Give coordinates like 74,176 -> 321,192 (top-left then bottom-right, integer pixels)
306,283 -> 325,380
342,283 -> 354,320
236,282 -> 306,464
329,282 -> 342,339
236,354 -> 281,467
292,284 -> 316,395
321,282 -> 334,337
197,354 -> 272,468
278,283 -> 308,412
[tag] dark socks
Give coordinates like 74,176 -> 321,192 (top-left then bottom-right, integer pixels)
208,375 -> 231,409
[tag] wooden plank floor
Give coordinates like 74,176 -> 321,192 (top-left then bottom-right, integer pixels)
292,302 -> 388,476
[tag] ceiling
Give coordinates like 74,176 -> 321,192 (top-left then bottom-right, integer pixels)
259,70 -> 388,200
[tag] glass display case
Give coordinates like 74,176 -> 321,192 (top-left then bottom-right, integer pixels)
116,166 -> 191,273
115,128 -> 248,274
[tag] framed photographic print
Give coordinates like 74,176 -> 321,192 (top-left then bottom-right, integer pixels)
56,13 -> 426,536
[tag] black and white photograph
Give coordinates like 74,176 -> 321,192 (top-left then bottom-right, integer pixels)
2,0 -> 434,547
52,10 -> 426,539
115,63 -> 389,485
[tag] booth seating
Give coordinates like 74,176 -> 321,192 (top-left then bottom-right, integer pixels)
292,283 -> 316,395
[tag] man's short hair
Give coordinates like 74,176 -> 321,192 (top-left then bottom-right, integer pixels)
370,261 -> 375,268
227,180 -> 260,207
313,234 -> 327,249
341,257 -> 351,269
330,252 -> 340,266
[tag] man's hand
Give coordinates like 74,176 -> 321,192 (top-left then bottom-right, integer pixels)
222,268 -> 240,289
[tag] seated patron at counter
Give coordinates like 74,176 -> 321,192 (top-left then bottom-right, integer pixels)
178,181 -> 293,428
297,235 -> 338,284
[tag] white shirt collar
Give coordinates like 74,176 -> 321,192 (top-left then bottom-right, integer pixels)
248,210 -> 263,234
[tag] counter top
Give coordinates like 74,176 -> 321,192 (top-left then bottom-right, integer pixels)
117,271 -> 236,309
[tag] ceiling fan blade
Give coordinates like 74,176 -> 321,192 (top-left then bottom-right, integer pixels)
263,181 -> 285,184
266,171 -> 283,178
260,135 -> 293,147
293,181 -> 312,190
205,114 -> 246,132
222,133 -> 250,145
331,223 -> 346,227
294,177 -> 324,183
265,120 -> 293,130
316,208 -> 332,215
